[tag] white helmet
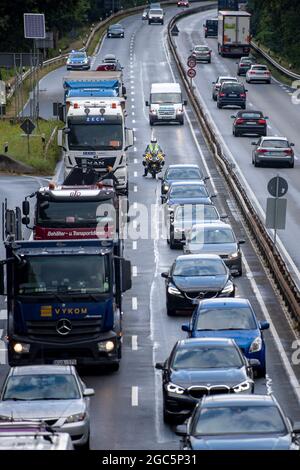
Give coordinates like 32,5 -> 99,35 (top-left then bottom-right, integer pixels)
151,137 -> 157,143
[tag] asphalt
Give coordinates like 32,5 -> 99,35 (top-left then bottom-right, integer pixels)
0,3 -> 299,450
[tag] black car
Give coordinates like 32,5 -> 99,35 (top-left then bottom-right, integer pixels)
161,254 -> 235,316
156,338 -> 255,423
160,164 -> 208,197
107,24 -> 125,38
217,82 -> 247,109
231,110 -> 268,137
237,56 -> 255,76
203,19 -> 218,38
176,394 -> 300,450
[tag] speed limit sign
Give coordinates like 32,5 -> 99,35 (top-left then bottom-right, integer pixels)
187,56 -> 196,68
187,68 -> 196,79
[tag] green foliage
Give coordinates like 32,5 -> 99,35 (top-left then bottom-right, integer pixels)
248,0 -> 300,70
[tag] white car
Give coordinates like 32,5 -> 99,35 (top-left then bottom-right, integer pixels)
212,76 -> 239,101
246,64 -> 271,84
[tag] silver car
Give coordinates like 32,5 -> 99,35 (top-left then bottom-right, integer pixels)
0,365 -> 94,449
246,64 -> 271,84
191,45 -> 212,63
183,222 -> 245,276
252,136 -> 295,168
212,76 -> 239,101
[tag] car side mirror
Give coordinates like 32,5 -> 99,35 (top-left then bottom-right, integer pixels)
212,81 -> 216,84
83,388 -> 95,397
203,176 -> 210,181
259,320 -> 270,330
245,89 -> 248,92
183,100 -> 187,106
238,240 -> 245,245
175,424 -> 187,436
251,142 -> 257,145
290,143 -> 295,146
210,194 -> 217,199
231,115 -> 236,119
181,323 -> 190,332
264,116 -> 269,119
155,362 -> 164,370
145,100 -> 149,107
161,272 -> 169,279
220,214 -> 228,219
292,421 -> 300,434
248,358 -> 260,368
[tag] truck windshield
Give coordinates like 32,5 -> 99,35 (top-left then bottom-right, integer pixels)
15,255 -> 110,295
151,93 -> 181,104
68,123 -> 123,150
37,199 -> 114,227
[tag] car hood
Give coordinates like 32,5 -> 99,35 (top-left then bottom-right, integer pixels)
168,197 -> 211,206
190,435 -> 292,450
173,275 -> 228,292
185,242 -> 237,256
0,400 -> 84,420
171,368 -> 247,388
192,329 -> 258,351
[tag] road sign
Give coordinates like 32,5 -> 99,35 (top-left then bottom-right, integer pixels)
267,176 -> 288,198
187,57 -> 196,68
171,24 -> 179,36
187,68 -> 196,79
35,32 -> 54,49
20,118 -> 35,135
24,13 -> 46,39
266,197 -> 287,230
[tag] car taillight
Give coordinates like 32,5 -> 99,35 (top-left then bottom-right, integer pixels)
219,92 -> 225,97
285,149 -> 293,155
240,93 -> 246,98
250,71 -> 256,74
258,149 -> 267,153
208,50 -> 211,55
266,71 -> 271,75
240,63 -> 246,66
236,118 -> 245,124
258,119 -> 266,125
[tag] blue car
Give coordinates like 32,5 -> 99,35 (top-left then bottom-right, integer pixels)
182,298 -> 269,377
66,51 -> 90,70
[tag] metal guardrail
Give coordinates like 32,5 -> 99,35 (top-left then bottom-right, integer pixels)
167,6 -> 300,324
251,41 -> 300,81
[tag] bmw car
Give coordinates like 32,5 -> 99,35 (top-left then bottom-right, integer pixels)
182,298 -> 269,377
160,164 -> 209,198
161,254 -> 235,316
66,51 -> 90,70
175,394 -> 300,450
156,338 -> 254,423
107,23 -> 125,38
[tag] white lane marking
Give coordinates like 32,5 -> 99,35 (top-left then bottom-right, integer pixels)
243,255 -> 300,403
131,386 -> 139,406
131,98 -> 135,102
134,146 -> 137,152
132,297 -> 137,310
132,266 -> 137,277
132,119 -> 136,123
0,329 -> 6,364
132,111 -> 135,116
132,335 -> 138,351
132,104 -> 135,109
0,310 -> 7,320
133,220 -> 137,229
133,202 -> 138,209
134,171 -> 138,177
134,158 -> 138,164
131,80 -> 134,84
134,185 -> 138,192
133,241 -> 137,250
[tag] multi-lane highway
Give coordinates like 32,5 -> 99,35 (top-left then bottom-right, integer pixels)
0,2 -> 300,450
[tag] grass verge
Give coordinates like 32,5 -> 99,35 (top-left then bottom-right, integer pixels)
0,119 -> 63,174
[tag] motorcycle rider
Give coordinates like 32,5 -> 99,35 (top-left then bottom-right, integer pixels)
143,137 -> 164,177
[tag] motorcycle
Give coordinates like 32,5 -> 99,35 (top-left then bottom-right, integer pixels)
143,151 -> 165,179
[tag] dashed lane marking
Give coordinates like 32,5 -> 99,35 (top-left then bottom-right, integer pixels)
132,336 -> 138,351
131,386 -> 139,406
132,297 -> 137,310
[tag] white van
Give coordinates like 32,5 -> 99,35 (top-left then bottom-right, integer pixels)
146,83 -> 187,125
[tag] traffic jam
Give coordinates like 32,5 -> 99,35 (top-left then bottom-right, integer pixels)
0,0 -> 300,453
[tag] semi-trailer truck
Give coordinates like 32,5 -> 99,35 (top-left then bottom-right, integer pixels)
218,10 -> 251,57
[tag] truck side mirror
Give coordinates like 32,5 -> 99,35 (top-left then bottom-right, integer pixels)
121,259 -> 132,292
125,128 -> 134,150
145,100 -> 149,107
122,85 -> 127,96
22,216 -> 30,226
0,264 -> 5,296
22,200 -> 30,216
57,129 -> 63,147
58,103 -> 65,122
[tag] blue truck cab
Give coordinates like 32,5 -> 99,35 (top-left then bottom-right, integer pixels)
0,239 -> 131,371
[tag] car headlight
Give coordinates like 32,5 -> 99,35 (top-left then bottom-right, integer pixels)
221,280 -> 234,295
176,108 -> 183,114
150,109 -> 157,114
168,284 -> 182,296
65,412 -> 86,424
249,336 -> 262,353
229,251 -> 239,259
174,228 -> 183,234
233,380 -> 252,393
166,383 -> 185,395
163,184 -> 169,192
168,206 -> 174,212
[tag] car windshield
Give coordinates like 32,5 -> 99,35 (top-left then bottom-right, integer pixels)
195,46 -> 209,52
173,258 -> 226,277
239,112 -> 262,119
175,205 -> 219,223
167,168 -> 203,180
15,255 -> 110,295
170,185 -> 208,199
3,375 -> 81,400
70,53 -> 85,59
194,405 -> 287,436
111,24 -> 122,29
172,345 -> 242,370
189,227 -> 235,244
222,84 -> 244,92
261,140 -> 289,148
151,9 -> 163,13
196,307 -> 257,330
151,93 -> 181,104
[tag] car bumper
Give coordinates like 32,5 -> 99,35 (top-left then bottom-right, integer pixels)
247,76 -> 270,81
218,98 -> 246,107
256,155 -> 294,164
150,114 -> 181,123
164,392 -> 197,419
194,56 -> 210,62
58,419 -> 90,447
149,18 -> 163,23
167,290 -> 234,312
67,64 -> 90,70
108,33 -> 124,37
235,125 -> 266,135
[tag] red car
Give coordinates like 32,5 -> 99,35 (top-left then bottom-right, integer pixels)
177,0 -> 189,6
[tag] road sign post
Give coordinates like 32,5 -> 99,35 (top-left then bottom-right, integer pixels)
187,67 -> 196,86
20,118 -> 36,156
266,175 -> 288,246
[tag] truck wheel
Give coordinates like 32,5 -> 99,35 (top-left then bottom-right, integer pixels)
149,117 -> 155,126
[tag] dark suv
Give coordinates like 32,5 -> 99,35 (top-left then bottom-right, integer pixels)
217,82 -> 247,109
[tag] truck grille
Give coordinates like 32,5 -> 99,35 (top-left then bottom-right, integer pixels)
75,156 -> 117,168
158,106 -> 175,118
26,318 -> 103,342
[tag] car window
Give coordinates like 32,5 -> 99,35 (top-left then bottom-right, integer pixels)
172,345 -> 243,369
175,205 -> 219,223
173,258 -> 226,276
261,140 -> 289,148
239,112 -> 263,119
190,227 -> 235,244
3,374 -> 81,400
167,168 -> 203,180
170,185 -> 208,198
196,307 -> 257,330
195,46 -> 209,51
150,9 -> 163,13
219,78 -> 237,84
252,65 -> 267,70
221,83 -> 244,92
194,405 -> 287,436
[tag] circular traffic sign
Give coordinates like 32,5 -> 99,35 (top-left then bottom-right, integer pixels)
187,56 -> 196,68
267,176 -> 288,198
187,68 -> 196,79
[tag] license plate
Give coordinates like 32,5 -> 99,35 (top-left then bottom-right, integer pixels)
245,121 -> 256,125
53,359 -> 77,365
229,94 -> 237,97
